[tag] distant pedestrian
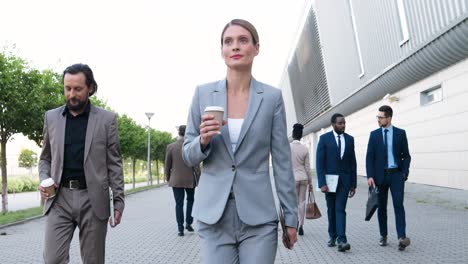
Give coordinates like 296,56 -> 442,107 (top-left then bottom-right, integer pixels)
316,113 -> 357,252
366,105 -> 411,250
289,123 -> 314,236
165,125 -> 200,236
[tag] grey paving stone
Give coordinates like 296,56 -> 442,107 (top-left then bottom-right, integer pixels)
0,176 -> 467,263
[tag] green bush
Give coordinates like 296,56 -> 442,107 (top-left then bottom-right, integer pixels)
20,177 -> 39,192
7,178 -> 25,193
124,175 -> 147,184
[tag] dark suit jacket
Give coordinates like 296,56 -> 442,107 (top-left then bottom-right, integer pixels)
316,131 -> 357,191
365,126 -> 411,185
165,137 -> 200,188
39,104 -> 125,220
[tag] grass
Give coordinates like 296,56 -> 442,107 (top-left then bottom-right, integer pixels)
125,183 -> 162,194
0,183 -> 165,227
0,207 -> 43,226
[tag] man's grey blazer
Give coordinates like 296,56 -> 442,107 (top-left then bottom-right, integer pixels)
38,104 -> 125,220
183,78 -> 298,228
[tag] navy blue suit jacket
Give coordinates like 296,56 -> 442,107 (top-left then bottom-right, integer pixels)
366,126 -> 411,185
316,131 -> 357,191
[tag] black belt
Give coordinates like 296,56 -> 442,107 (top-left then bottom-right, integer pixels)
61,180 -> 87,189
228,192 -> 235,200
384,168 -> 400,174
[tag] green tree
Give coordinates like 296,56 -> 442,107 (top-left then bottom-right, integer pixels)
150,129 -> 175,183
22,70 -> 63,145
91,97 -> 110,111
117,114 -> 146,188
0,51 -> 62,212
18,149 -> 37,169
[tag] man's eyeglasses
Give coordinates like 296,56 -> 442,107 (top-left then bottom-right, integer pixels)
376,116 -> 387,120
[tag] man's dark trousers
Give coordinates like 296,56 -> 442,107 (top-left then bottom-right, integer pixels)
325,181 -> 349,243
377,170 -> 406,239
172,187 -> 195,232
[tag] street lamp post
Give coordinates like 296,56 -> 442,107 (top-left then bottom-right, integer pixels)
31,153 -> 37,179
128,162 -> 134,189
145,112 -> 154,186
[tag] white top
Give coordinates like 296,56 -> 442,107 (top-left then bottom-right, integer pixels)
332,130 -> 345,159
228,118 -> 244,152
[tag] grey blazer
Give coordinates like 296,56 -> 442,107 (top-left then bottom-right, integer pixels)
290,141 -> 312,183
183,78 -> 298,227
39,104 -> 125,220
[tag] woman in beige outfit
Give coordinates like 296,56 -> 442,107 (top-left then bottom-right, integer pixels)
290,123 -> 313,236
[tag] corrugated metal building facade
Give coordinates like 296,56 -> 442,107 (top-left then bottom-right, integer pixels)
280,0 -> 468,189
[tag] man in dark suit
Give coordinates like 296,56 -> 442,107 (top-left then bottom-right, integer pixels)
38,64 -> 125,263
366,105 -> 411,251
165,125 -> 200,236
316,113 -> 357,252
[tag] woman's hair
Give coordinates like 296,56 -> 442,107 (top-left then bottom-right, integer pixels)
178,125 -> 186,136
220,19 -> 259,46
292,123 -> 304,140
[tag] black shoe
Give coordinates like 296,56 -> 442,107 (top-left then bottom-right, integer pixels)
298,226 -> 304,236
337,242 -> 351,252
327,239 -> 336,247
186,225 -> 194,232
398,237 -> 410,251
178,231 -> 184,237
379,236 -> 388,246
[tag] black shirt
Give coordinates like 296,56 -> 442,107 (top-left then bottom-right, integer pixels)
61,103 -> 90,183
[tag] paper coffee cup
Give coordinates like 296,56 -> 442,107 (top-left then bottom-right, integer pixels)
204,106 -> 224,131
40,178 -> 56,198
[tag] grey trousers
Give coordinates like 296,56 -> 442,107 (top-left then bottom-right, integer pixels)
197,199 -> 278,264
43,188 -> 108,264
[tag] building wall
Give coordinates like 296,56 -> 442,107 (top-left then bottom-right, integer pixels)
315,0 -> 468,105
279,70 -> 298,135
305,58 -> 468,190
280,0 -> 468,189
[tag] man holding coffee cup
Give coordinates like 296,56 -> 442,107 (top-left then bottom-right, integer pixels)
38,63 -> 125,264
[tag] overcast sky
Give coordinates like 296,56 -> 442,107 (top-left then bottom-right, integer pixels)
1,0 -> 310,136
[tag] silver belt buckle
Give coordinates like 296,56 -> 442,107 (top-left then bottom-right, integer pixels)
69,180 -> 79,190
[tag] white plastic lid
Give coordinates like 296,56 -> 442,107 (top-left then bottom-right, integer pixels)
204,106 -> 224,112
40,178 -> 55,187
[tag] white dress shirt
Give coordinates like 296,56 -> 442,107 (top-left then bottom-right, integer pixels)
332,130 -> 345,159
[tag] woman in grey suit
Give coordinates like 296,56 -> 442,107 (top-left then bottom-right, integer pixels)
183,19 -> 298,264
290,123 -> 314,236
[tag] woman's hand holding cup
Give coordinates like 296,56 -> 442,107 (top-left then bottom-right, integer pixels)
200,106 -> 225,150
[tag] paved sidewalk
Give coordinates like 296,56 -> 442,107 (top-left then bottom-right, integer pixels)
0,177 -> 467,263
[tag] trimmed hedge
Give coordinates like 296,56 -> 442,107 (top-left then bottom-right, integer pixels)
124,175 -> 148,184
1,175 -> 151,194
6,177 -> 39,193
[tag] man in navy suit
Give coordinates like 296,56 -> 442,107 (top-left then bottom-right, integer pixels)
316,113 -> 357,252
366,105 -> 411,251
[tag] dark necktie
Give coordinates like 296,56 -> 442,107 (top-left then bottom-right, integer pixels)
384,129 -> 389,168
337,135 -> 341,159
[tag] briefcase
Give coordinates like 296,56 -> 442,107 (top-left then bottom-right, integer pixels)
365,186 -> 379,221
306,190 -> 321,219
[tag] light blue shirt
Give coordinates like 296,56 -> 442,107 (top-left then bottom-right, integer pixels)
382,125 -> 397,169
